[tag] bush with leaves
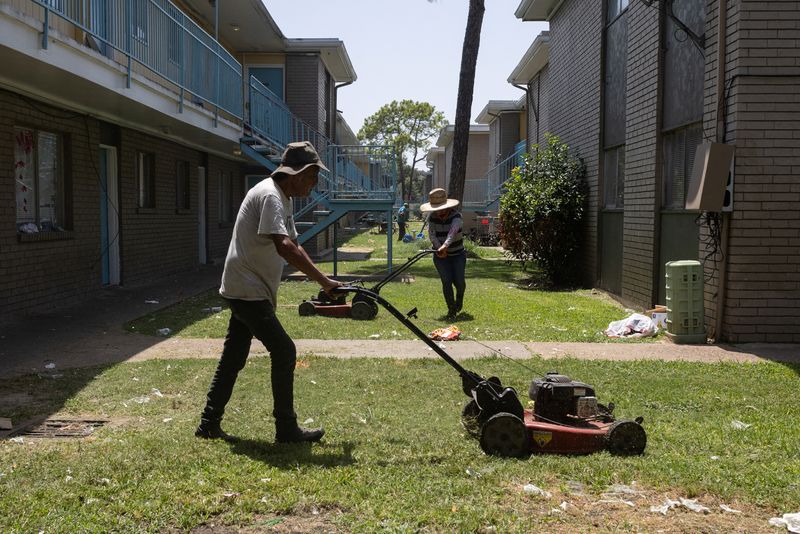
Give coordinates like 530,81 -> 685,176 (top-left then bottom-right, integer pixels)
498,134 -> 587,286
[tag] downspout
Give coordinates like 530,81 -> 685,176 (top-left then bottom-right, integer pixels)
333,81 -> 354,144
511,82 -> 534,148
713,0 -> 729,342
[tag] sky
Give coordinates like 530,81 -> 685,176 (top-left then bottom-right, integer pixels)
262,0 -> 548,136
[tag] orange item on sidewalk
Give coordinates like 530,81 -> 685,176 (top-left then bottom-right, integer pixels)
428,325 -> 462,341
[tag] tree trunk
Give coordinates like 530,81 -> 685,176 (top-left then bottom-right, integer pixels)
449,0 -> 485,203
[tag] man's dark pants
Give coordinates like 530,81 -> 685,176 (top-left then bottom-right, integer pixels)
398,221 -> 406,240
433,251 -> 467,314
201,299 -> 297,425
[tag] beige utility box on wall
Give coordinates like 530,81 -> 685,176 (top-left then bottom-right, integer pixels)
685,143 -> 735,212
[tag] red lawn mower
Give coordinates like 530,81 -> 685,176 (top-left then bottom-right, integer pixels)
298,249 -> 435,320
332,285 -> 647,458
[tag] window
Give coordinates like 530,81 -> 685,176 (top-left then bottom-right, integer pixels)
176,161 -> 190,210
218,171 -> 233,223
663,124 -> 703,209
137,152 -> 155,208
14,127 -> 66,232
607,0 -> 630,21
603,146 -> 625,209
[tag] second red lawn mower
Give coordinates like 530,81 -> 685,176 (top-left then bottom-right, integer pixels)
331,284 -> 648,458
298,249 -> 435,320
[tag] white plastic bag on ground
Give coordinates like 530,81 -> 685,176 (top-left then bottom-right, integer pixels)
605,313 -> 658,338
770,513 -> 800,533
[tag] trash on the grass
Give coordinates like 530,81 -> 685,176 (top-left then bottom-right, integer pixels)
680,498 -> 710,514
769,512 -> 800,533
10,436 -> 24,443
210,306 -> 222,313
731,419 -> 752,430
650,498 -> 680,515
522,483 -> 552,498
150,388 -> 163,398
429,325 -> 462,341
44,362 -> 56,370
145,300 -> 159,304
157,328 -> 171,336
369,334 -> 381,339
604,313 -> 658,338
465,467 -> 481,478
303,418 -> 314,425
720,504 -> 741,514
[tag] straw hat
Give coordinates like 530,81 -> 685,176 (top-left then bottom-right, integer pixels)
273,141 -> 329,176
419,188 -> 460,213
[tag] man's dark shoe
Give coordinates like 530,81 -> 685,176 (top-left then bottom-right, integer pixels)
195,421 -> 237,442
275,424 -> 325,443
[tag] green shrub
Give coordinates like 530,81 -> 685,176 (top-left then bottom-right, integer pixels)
498,134 -> 587,286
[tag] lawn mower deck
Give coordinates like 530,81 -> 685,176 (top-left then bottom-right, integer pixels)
333,285 -> 647,458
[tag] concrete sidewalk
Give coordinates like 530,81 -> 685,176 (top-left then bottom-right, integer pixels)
1,264 -> 799,380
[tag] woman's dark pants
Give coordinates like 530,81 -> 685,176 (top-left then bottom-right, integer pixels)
433,251 -> 467,314
200,299 -> 297,425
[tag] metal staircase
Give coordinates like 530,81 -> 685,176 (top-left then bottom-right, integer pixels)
242,76 -> 397,253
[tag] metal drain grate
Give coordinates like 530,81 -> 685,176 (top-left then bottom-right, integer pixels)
15,418 -> 107,438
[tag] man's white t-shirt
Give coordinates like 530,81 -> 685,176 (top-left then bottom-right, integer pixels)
219,177 -> 297,307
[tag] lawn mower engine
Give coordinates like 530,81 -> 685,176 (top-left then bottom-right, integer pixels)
463,371 -> 647,457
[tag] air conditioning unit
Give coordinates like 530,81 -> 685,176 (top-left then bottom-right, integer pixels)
685,143 -> 735,212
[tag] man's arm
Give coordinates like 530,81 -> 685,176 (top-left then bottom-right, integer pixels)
271,234 -> 340,293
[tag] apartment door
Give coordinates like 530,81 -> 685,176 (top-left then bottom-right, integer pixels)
99,145 -> 120,285
198,166 -> 207,264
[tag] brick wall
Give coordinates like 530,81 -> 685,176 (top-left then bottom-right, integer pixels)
206,154 -> 243,263
117,129 -> 202,284
708,0 -> 800,342
0,89 -> 246,322
527,65 -> 550,148
620,1 -> 661,308
547,0 -> 603,285
286,54 -> 322,135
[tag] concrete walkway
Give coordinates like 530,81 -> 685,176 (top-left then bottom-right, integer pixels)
1,264 -> 799,380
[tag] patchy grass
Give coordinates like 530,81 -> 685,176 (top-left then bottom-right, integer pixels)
126,255 -> 635,342
127,224 -> 638,342
0,357 -> 798,532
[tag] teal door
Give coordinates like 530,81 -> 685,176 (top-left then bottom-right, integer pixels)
249,67 -> 284,100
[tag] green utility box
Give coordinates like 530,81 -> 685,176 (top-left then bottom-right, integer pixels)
665,260 -> 706,344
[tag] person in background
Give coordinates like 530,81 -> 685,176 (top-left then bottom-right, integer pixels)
396,202 -> 409,241
420,188 -> 466,320
196,141 -> 342,444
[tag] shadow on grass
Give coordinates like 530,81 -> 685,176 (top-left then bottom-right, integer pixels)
227,438 -> 356,467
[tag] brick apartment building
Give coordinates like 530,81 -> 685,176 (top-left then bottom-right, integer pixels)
515,0 -> 800,342
0,0 -> 357,323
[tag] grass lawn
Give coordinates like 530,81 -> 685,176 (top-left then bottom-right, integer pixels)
1,356 -> 798,532
127,224 -> 645,343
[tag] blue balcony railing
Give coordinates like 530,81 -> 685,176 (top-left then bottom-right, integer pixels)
463,144 -> 525,209
32,0 -> 243,119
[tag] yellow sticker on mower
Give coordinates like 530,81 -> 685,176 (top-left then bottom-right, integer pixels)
532,431 -> 552,448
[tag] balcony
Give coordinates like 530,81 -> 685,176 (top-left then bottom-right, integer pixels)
0,0 -> 243,154
463,142 -> 526,211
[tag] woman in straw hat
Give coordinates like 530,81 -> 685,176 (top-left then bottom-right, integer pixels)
420,188 -> 466,320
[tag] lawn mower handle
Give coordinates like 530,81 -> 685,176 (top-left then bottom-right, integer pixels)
334,285 -> 484,394
370,249 -> 436,294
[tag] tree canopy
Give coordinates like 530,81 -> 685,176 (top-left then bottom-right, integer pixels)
358,100 -> 446,202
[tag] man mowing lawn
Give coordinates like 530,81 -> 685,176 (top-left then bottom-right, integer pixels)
196,141 -> 342,444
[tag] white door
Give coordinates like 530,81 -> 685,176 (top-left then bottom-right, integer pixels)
99,145 -> 120,285
198,166 -> 207,264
